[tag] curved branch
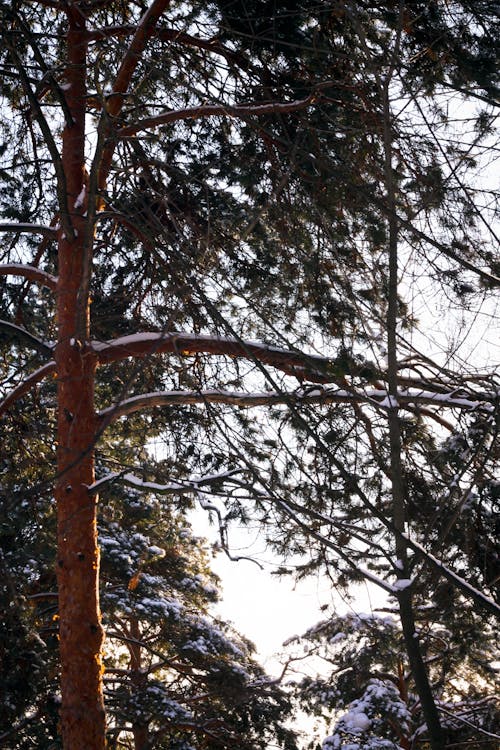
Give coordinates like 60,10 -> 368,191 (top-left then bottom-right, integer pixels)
0,319 -> 54,357
92,332 -> 499,399
0,263 -> 57,290
92,331 -> 334,381
0,361 -> 56,417
0,223 -> 58,238
119,93 -> 317,137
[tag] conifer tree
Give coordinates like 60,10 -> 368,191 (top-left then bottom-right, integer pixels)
0,2 -> 498,749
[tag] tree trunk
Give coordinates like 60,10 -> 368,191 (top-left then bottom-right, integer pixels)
55,9 -> 106,748
382,75 -> 445,750
129,618 -> 149,750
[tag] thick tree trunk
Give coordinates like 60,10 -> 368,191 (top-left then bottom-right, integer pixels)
55,9 -> 106,749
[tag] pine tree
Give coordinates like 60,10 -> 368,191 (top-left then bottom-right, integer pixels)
0,2 -> 498,748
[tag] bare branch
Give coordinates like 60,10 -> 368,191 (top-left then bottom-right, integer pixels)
0,361 -> 56,417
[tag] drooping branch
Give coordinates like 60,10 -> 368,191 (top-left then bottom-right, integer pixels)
0,264 -> 57,290
0,361 -> 56,417
0,319 -> 54,357
118,93 -> 317,137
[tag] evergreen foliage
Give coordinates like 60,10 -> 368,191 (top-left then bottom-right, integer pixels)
0,1 -> 498,748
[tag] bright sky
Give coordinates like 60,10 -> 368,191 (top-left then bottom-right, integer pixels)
192,511 -> 387,674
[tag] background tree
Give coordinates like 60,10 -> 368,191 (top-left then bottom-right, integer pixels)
287,608 -> 498,749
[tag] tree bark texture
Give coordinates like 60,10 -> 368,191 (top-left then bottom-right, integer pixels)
55,9 -> 106,748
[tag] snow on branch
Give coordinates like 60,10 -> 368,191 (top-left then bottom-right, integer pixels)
91,332 -> 499,403
0,263 -> 57,290
0,319 -> 54,357
87,468 -> 246,495
0,361 -> 56,417
118,92 -> 317,137
0,223 -> 58,238
97,385 -> 497,424
402,536 -> 500,619
91,331 -> 333,382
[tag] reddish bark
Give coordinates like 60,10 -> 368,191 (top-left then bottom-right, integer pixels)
55,8 -> 105,748
0,264 -> 57,290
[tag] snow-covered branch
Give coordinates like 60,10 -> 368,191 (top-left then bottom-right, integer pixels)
91,331 -> 334,382
87,468 -> 245,495
97,385 -> 496,424
91,332 -> 499,399
0,263 -> 57,290
0,223 -> 58,238
118,93 -> 317,137
0,319 -> 54,357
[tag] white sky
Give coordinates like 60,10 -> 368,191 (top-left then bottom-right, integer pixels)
191,510 -> 387,675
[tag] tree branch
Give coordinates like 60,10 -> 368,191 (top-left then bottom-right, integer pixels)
97,0 -> 171,194
97,386 -> 496,425
118,93 -> 317,137
0,319 -> 54,356
3,37 -> 71,237
0,223 -> 58,238
0,361 -> 56,417
91,331 -> 334,381
0,263 -> 57,290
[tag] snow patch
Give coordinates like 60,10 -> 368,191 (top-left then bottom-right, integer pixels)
393,578 -> 413,591
74,185 -> 86,209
